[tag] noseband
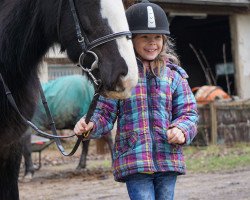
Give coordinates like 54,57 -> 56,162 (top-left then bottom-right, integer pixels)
58,0 -> 132,86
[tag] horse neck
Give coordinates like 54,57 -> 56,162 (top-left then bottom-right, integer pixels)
0,0 -> 58,84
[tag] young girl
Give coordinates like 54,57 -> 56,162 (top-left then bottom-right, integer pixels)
74,1 -> 198,199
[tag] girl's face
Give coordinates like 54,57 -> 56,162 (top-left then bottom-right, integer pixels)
133,34 -> 163,61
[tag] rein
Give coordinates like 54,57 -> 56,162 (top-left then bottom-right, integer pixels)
0,0 -> 131,156
0,73 -> 87,156
37,80 -> 101,156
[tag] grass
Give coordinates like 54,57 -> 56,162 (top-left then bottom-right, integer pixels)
184,143 -> 250,173
45,139 -> 250,173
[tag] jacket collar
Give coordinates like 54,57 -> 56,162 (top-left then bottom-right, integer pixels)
136,57 -> 143,68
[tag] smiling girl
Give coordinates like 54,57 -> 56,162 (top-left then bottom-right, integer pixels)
74,1 -> 198,199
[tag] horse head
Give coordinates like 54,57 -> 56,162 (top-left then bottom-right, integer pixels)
0,0 -> 139,148
0,1 -> 137,199
57,0 -> 138,98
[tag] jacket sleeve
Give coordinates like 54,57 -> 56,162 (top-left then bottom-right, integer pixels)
89,95 -> 119,139
170,71 -> 199,145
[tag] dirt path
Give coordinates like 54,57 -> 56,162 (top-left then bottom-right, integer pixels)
19,167 -> 250,200
19,147 -> 250,200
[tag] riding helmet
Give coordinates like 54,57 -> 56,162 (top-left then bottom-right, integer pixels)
126,0 -> 170,35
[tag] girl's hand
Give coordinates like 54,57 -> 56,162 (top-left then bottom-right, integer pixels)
74,117 -> 94,136
167,127 -> 185,144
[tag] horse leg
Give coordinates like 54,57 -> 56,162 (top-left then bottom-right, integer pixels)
102,133 -> 114,165
76,140 -> 90,170
21,131 -> 35,181
0,143 -> 22,200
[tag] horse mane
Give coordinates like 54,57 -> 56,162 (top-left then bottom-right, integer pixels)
122,0 -> 136,9
0,0 -> 61,142
0,0 -> 58,84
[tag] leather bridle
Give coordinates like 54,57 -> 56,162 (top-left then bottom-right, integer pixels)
58,0 -> 132,86
0,0 -> 132,156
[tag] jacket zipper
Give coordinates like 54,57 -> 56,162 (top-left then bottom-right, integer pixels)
146,76 -> 160,171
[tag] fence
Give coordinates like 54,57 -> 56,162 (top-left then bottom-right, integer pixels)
194,100 -> 250,146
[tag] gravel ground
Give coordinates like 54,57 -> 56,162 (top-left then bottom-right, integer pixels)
18,147 -> 250,200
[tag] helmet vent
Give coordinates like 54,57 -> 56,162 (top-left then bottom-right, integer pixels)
147,6 -> 156,28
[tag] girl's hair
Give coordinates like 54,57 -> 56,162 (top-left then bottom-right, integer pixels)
151,35 -> 180,76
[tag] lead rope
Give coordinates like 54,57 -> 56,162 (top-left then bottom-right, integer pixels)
38,79 -> 84,156
39,76 -> 101,156
37,78 -> 100,156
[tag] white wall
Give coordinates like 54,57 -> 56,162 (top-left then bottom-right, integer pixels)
230,14 -> 250,99
38,46 -> 67,83
38,61 -> 48,83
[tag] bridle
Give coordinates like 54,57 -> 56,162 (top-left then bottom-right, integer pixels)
58,0 -> 132,86
0,0 -> 132,156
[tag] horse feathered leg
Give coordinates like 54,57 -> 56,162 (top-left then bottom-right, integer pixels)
0,143 -> 22,200
76,140 -> 90,170
21,131 -> 35,177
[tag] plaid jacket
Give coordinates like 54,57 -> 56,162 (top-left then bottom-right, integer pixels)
90,60 -> 198,181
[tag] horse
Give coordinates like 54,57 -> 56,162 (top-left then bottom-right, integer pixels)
0,0 -> 138,199
20,75 -> 114,180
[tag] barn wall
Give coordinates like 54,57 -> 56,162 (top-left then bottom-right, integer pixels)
195,100 -> 250,145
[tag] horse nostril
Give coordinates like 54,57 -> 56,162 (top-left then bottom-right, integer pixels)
112,78 -> 125,92
118,79 -> 125,92
104,78 -> 125,93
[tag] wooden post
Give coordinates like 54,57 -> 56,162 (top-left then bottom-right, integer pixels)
95,138 -> 108,154
209,102 -> 217,145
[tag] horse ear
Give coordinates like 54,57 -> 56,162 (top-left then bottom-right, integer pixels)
123,0 -> 136,10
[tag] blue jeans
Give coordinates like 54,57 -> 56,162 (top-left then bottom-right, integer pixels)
125,172 -> 177,200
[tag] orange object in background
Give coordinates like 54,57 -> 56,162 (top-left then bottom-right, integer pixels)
192,85 -> 231,104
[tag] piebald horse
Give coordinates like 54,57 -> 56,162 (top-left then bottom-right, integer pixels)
0,0 -> 137,199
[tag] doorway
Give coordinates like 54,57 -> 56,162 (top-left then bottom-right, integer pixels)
170,15 -> 235,95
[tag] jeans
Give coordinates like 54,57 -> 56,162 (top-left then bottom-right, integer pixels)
125,172 -> 177,200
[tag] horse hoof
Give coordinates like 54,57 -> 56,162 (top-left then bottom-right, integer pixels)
33,164 -> 40,170
76,165 -> 86,171
19,172 -> 33,183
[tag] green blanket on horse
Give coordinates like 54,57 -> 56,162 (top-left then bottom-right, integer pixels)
32,75 -> 94,130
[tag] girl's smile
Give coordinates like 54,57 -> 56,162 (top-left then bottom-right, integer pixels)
133,34 -> 163,61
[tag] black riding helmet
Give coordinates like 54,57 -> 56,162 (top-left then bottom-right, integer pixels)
126,0 -> 170,35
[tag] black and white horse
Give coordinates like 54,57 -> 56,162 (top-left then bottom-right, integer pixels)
0,0 -> 137,199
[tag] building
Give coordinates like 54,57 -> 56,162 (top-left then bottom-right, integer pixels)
151,0 -> 250,99
41,0 -> 250,99
39,47 -> 81,83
